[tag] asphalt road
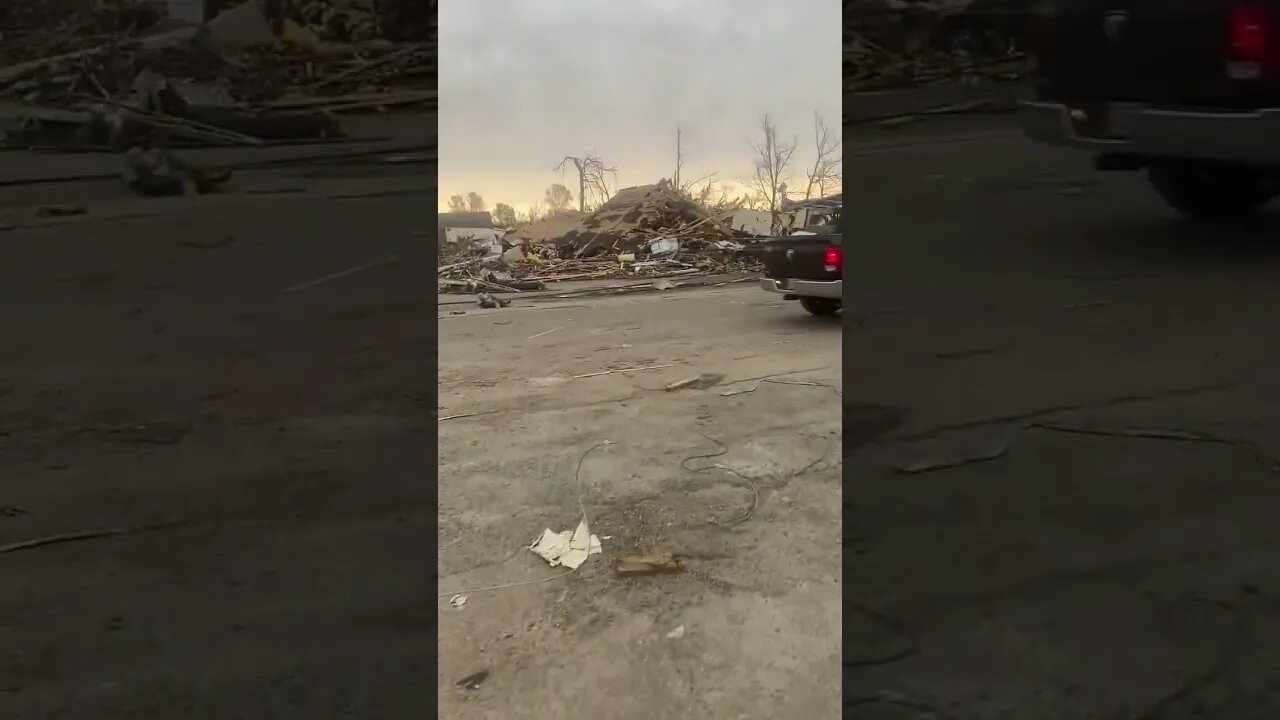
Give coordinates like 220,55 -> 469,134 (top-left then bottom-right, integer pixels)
0,176 -> 432,719
848,116 -> 1280,718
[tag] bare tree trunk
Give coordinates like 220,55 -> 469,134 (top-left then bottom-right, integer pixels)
674,126 -> 683,191
749,115 -> 797,234
556,154 -> 617,212
804,111 -> 841,201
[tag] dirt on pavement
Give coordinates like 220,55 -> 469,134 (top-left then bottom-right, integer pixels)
437,287 -> 842,719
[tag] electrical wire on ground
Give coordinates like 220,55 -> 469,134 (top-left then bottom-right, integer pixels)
680,433 -> 760,528
680,430 -> 834,529
761,377 -> 842,395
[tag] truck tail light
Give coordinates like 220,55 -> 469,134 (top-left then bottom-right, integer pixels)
1227,1 -> 1272,79
823,246 -> 841,273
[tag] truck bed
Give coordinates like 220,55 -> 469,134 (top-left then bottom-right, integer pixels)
759,234 -> 841,282
1032,0 -> 1280,109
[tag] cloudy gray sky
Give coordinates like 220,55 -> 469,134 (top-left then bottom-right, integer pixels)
439,0 -> 842,213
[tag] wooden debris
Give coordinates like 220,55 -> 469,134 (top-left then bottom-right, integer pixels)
562,180 -> 744,257
844,8 -> 1032,94
456,670 -> 489,691
615,551 -> 683,577
260,89 -> 435,113
0,0 -> 435,149
89,96 -> 265,146
665,374 -> 725,392
437,180 -> 770,294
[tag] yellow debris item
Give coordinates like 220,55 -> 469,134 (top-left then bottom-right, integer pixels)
281,19 -> 321,52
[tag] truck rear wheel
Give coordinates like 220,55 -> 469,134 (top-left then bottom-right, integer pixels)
800,297 -> 841,316
1148,165 -> 1275,221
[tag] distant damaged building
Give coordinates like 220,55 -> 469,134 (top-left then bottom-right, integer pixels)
722,209 -> 773,237
438,211 -> 497,253
439,211 -> 493,232
782,194 -> 842,233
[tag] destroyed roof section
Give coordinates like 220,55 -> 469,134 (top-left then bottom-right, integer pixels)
439,212 -> 493,230
782,193 -> 843,211
507,211 -> 585,246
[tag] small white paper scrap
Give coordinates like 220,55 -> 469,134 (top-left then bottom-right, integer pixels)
529,519 -> 602,569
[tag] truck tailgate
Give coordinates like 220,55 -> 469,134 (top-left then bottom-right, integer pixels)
1033,0 -> 1280,108
759,235 -> 840,281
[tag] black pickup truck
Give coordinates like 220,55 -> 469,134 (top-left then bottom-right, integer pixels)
758,216 -> 842,316
1021,0 -> 1280,219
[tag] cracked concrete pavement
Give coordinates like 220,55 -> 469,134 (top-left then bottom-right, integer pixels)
848,115 -> 1280,718
437,288 -> 842,719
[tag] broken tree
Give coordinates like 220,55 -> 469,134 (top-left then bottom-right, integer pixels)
748,115 -> 797,234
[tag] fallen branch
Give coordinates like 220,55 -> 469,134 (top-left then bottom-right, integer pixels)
309,43 -> 424,91
80,95 -> 264,146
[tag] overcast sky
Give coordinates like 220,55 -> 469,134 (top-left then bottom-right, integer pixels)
438,0 -> 842,213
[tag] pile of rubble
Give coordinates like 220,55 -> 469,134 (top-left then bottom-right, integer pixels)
0,0 -> 435,149
438,181 -> 765,293
542,181 -> 752,256
844,0 -> 1030,92
846,32 -> 1025,92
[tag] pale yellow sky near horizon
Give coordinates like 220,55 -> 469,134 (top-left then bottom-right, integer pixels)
437,0 -> 841,218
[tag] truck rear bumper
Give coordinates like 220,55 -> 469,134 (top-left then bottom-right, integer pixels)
1020,100 -> 1280,167
760,277 -> 842,299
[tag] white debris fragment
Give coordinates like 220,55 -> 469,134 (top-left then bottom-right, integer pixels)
648,236 -> 680,256
501,245 -> 525,266
529,518 -> 602,569
666,624 -> 686,639
449,594 -> 468,609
